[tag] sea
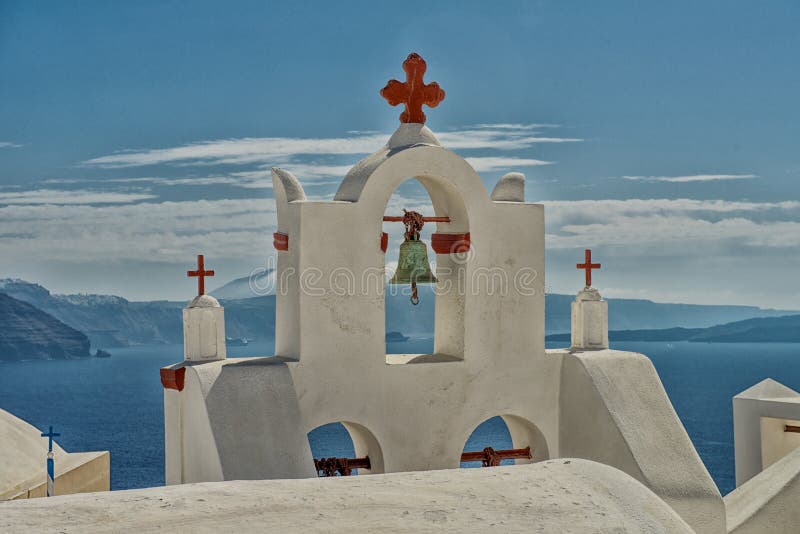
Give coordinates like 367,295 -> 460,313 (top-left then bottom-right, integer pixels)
1,338 -> 799,496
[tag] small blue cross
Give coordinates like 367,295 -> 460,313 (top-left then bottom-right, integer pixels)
41,425 -> 60,453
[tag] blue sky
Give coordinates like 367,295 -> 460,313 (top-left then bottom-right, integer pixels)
1,0 -> 799,307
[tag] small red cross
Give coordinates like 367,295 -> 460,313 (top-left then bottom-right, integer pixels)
577,249 -> 601,287
187,254 -> 215,296
380,53 -> 445,124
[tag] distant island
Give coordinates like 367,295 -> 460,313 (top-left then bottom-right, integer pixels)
546,314 -> 800,344
0,293 -> 91,362
2,276 -> 798,362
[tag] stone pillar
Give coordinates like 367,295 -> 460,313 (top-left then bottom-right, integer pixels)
571,287 -> 608,350
183,294 -> 227,361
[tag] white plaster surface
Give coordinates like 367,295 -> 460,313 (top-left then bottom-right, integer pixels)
557,348 -> 725,534
725,446 -> 800,534
490,171 -> 526,202
0,408 -> 109,500
183,295 -> 226,361
759,416 -> 800,471
571,287 -> 609,350
164,357 -> 315,485
0,460 -> 696,533
733,378 -> 800,486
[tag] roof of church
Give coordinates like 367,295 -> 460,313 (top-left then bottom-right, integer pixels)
735,378 -> 800,401
0,408 -> 106,499
0,459 -> 694,533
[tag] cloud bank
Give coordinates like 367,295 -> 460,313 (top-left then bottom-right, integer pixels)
80,125 -> 579,170
623,174 -> 758,183
0,189 -> 156,205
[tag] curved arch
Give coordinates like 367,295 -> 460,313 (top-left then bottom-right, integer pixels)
500,414 -> 550,463
337,144 -> 491,234
381,175 -> 468,360
460,414 -> 550,466
307,420 -> 385,475
336,137 -> 492,362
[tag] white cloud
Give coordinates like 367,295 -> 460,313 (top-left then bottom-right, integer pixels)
80,124 -> 580,169
103,166 -> 353,189
623,174 -> 758,183
0,198 -> 276,262
465,156 -> 552,172
543,198 -> 800,249
470,123 -> 560,130
277,163 -> 355,180
0,142 -> 23,149
0,189 -> 156,205
437,129 -> 581,150
108,175 -> 260,187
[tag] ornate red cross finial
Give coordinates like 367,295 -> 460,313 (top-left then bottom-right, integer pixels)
577,249 -> 601,287
187,254 -> 214,296
381,53 -> 445,124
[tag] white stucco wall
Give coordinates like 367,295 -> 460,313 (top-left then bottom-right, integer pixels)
570,287 -> 609,350
733,378 -> 800,486
726,446 -> 800,534
183,295 -> 226,361
760,416 -> 800,472
557,348 -> 725,534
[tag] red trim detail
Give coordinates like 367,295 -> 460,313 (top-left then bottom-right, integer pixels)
380,232 -> 388,252
160,367 -> 186,391
273,232 -> 289,251
431,232 -> 470,254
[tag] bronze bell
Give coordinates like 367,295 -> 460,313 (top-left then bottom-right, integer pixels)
389,235 -> 438,286
388,209 -> 437,305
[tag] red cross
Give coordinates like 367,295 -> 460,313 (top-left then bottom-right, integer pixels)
577,249 -> 601,287
187,254 -> 215,296
380,53 -> 445,124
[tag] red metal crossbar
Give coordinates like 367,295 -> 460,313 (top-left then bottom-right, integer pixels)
314,446 -> 531,477
314,456 -> 371,477
383,215 -> 450,223
460,446 -> 532,467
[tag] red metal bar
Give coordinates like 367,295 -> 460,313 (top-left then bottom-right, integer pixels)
314,456 -> 371,477
461,446 -> 532,466
785,425 -> 800,433
383,215 -> 451,223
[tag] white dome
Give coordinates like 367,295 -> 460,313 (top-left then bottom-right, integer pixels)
187,294 -> 221,308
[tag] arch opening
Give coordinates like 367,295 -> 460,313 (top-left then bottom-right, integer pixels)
461,416 -> 514,468
382,176 -> 469,364
461,415 -> 550,467
307,421 -> 384,475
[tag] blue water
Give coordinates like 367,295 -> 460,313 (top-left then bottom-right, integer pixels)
2,338 -> 799,495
